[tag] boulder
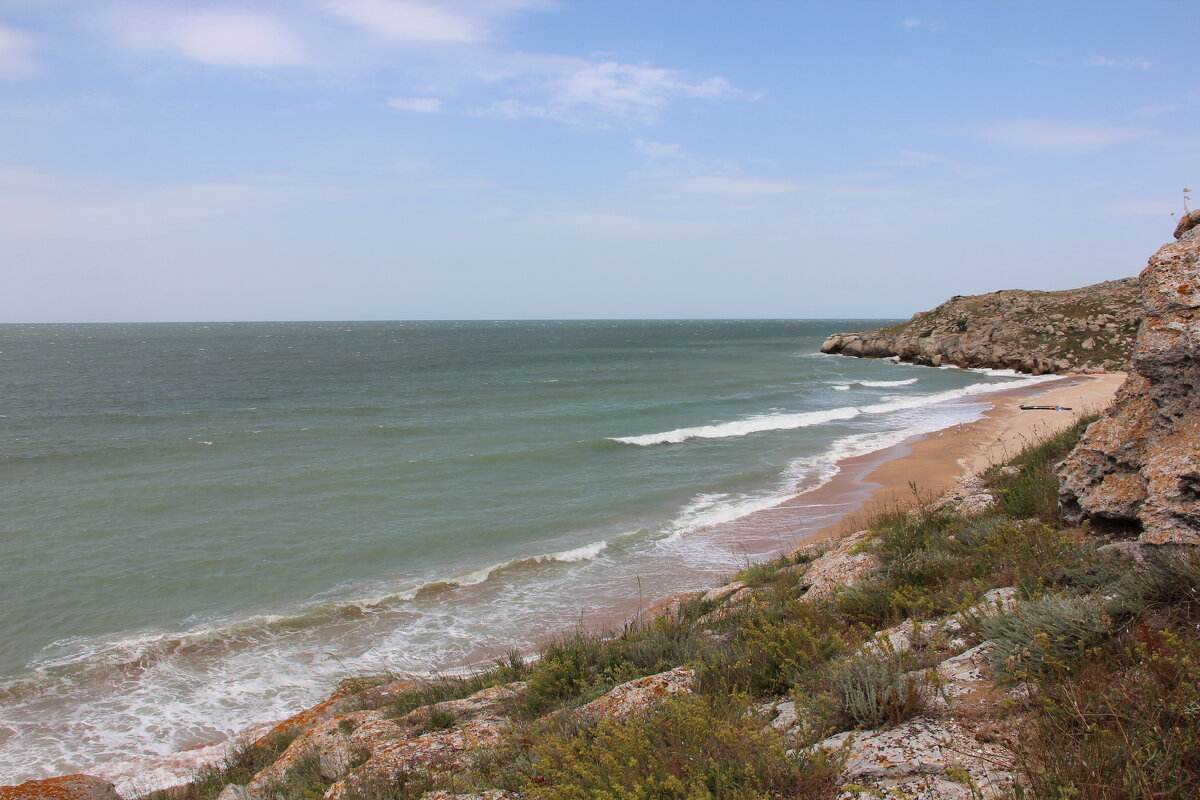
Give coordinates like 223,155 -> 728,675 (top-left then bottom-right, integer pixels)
790,530 -> 877,599
812,716 -> 1017,800
0,776 -> 123,800
574,667 -> 695,719
1175,208 -> 1200,240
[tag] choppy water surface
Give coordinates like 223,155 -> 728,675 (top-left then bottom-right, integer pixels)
0,321 -> 1054,782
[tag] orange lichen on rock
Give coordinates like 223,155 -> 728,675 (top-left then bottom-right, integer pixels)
0,775 -> 123,800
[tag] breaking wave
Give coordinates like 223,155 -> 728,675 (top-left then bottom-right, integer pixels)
610,375 -> 1057,446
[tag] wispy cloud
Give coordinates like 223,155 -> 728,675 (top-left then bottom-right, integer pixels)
1130,103 -> 1183,119
489,60 -> 743,125
0,22 -> 38,79
1086,55 -> 1152,69
85,1 -> 744,127
629,140 -> 794,198
388,96 -> 442,112
967,119 -> 1155,153
318,0 -> 549,45
101,5 -> 306,69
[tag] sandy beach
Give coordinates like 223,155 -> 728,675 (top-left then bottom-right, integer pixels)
784,371 -> 1126,544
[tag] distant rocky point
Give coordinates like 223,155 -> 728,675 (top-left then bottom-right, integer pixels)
820,278 -> 1143,374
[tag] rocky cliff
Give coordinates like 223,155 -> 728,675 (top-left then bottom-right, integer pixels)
820,279 -> 1142,374
1057,211 -> 1200,544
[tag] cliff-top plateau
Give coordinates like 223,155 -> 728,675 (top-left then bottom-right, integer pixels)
820,278 -> 1143,374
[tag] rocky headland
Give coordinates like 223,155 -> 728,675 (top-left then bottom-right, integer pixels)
819,278 -> 1142,374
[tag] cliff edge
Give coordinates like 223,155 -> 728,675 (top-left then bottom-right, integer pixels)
820,278 -> 1142,374
1057,213 -> 1200,544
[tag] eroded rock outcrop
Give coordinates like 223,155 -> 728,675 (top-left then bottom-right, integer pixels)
1057,222 -> 1200,544
0,776 -> 123,800
820,279 -> 1141,374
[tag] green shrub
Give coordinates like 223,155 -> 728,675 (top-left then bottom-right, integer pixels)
698,602 -> 847,697
985,415 -> 1099,523
516,694 -> 843,800
834,648 -> 927,730
1016,625 -> 1200,799
981,595 -> 1110,681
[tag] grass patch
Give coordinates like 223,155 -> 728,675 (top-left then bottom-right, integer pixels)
984,414 -> 1099,522
387,650 -> 528,718
508,694 -> 843,800
141,731 -> 300,800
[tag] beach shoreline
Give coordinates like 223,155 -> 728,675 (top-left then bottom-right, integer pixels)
86,371 -> 1127,793
782,370 -> 1127,546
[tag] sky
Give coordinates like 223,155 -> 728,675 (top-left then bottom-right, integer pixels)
0,1 -> 1196,322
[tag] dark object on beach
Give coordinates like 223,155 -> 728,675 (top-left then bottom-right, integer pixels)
1020,405 -> 1073,411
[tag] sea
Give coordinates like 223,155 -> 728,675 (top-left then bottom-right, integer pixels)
0,320 -> 1057,786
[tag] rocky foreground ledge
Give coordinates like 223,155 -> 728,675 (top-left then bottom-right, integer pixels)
820,278 -> 1142,374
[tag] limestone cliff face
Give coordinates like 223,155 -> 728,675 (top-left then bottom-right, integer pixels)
820,279 -> 1142,374
1057,220 -> 1200,544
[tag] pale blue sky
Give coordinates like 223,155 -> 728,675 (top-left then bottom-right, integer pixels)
1,1 -> 1195,322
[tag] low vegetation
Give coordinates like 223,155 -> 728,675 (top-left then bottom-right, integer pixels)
152,416 -> 1200,800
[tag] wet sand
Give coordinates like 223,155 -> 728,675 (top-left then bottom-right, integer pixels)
726,372 -> 1126,552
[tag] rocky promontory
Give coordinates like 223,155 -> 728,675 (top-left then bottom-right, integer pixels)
1057,215 -> 1200,544
820,278 -> 1142,374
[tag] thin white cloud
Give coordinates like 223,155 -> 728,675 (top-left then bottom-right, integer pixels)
629,140 -> 794,199
1131,103 -> 1182,119
1086,55 -> 1152,69
102,5 -> 306,69
968,119 -> 1154,153
633,139 -> 685,159
317,0 -> 550,44
85,2 -> 746,126
490,60 -> 742,125
388,96 -> 442,112
902,18 -> 943,31
0,22 -> 38,79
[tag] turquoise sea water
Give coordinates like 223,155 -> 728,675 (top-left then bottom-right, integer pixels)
0,321 -> 1055,782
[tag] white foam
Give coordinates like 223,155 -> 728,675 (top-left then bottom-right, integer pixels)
858,378 -> 919,387
611,406 -> 861,446
830,384 -> 851,391
611,374 -> 1057,447
652,401 -> 988,544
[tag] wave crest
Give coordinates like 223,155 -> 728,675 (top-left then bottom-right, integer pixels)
610,375 -> 1056,446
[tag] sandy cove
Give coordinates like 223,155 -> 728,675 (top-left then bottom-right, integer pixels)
785,371 -> 1126,544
